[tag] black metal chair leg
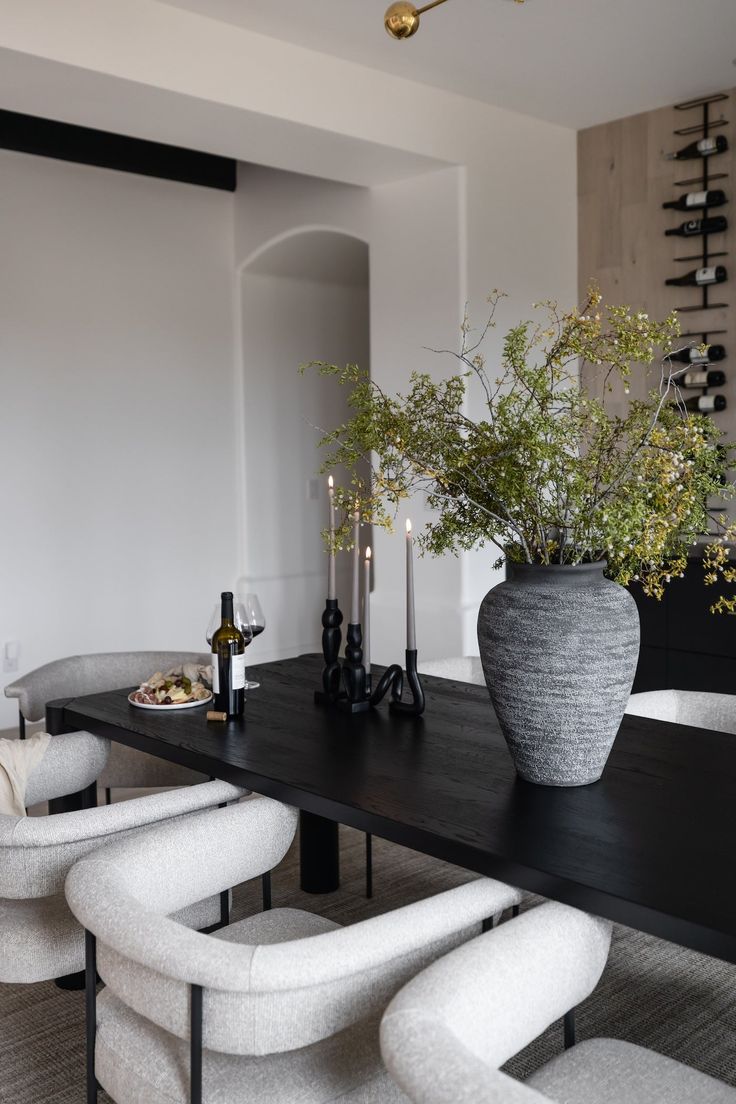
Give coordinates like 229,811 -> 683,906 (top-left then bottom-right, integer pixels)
482,916 -> 494,933
512,903 -> 520,918
104,787 -> 112,806
365,833 -> 373,899
18,711 -> 26,740
262,871 -> 272,911
564,1008 -> 576,1049
85,931 -> 97,1104
219,889 -> 230,929
190,984 -> 203,1104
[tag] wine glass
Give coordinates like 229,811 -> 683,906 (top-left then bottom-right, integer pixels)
236,592 -> 266,690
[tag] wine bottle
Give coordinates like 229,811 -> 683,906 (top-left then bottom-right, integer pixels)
669,344 -> 726,364
665,215 -> 728,237
665,135 -> 728,161
680,369 -> 726,388
211,591 -> 246,718
662,189 -> 727,211
679,394 -> 727,413
665,265 -> 727,287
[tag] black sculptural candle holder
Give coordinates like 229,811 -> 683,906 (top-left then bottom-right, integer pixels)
338,622 -> 371,713
314,598 -> 343,705
313,605 -> 425,718
388,649 -> 425,716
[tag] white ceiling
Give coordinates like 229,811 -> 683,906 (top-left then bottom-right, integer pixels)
161,0 -> 736,130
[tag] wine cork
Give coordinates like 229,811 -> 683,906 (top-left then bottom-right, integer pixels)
206,710 -> 228,722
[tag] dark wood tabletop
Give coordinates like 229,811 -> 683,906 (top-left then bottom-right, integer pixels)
58,654 -> 736,963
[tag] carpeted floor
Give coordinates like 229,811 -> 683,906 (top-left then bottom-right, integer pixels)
2,824 -> 735,1102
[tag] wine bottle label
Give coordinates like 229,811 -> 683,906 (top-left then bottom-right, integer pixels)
697,138 -> 718,155
699,395 -> 716,411
683,220 -> 699,234
689,350 -> 709,363
211,652 -> 246,692
696,266 -> 717,284
686,191 -> 708,207
684,371 -> 709,386
232,653 -> 246,690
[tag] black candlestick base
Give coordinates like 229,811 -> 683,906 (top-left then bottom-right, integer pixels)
314,598 -> 343,706
389,649 -> 425,716
338,622 -> 371,713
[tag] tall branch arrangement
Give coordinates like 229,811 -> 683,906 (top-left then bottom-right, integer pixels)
304,289 -> 734,602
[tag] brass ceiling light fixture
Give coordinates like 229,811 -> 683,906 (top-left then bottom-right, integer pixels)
384,0 -> 525,41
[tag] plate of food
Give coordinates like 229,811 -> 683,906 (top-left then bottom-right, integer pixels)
129,664 -> 213,710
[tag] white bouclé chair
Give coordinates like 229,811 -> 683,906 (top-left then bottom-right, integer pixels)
66,797 -> 522,1104
418,657 -> 485,685
4,652 -> 210,801
380,901 -> 736,1103
626,689 -> 736,734
0,730 -> 244,985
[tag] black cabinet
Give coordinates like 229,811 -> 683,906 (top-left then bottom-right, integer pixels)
630,557 -> 736,692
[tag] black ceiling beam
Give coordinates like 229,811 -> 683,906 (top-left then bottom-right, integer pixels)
0,109 -> 236,192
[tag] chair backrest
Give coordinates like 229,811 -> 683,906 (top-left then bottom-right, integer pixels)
380,901 -> 612,1104
626,689 -> 736,734
65,799 -> 518,1058
4,651 -> 210,722
418,657 -> 485,685
0,730 -> 241,900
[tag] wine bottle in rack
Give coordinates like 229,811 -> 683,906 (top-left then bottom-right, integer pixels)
665,265 -> 727,287
669,344 -> 726,364
663,190 -> 727,211
665,215 -> 728,237
675,394 -> 727,413
679,369 -> 726,388
665,135 -> 728,161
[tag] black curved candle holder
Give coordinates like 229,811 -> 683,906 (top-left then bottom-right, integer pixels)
338,622 -> 371,713
388,650 -> 425,716
314,598 -> 343,705
369,663 -> 403,707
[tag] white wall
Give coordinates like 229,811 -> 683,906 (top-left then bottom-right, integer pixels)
0,149 -> 236,728
0,0 -> 578,678
237,251 -> 369,663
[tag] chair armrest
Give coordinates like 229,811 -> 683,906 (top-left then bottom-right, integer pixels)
24,730 -> 110,806
12,779 -> 244,848
380,900 -> 611,1098
65,795 -> 297,970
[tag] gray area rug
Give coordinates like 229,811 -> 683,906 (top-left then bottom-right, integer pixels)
2,824 -> 735,1102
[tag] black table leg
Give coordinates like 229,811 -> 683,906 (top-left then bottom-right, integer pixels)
299,811 -> 340,893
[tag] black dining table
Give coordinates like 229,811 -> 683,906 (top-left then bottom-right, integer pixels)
48,653 -> 736,965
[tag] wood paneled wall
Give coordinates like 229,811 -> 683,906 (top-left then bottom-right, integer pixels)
578,89 -> 735,424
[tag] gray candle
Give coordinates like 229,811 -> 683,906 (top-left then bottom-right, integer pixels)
364,546 -> 372,673
351,507 -> 360,624
328,476 -> 336,600
406,519 -> 416,650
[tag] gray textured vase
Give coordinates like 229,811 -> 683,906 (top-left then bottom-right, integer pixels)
477,562 -> 640,787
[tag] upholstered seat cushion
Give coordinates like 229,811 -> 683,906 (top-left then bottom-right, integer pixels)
99,742 -> 204,790
527,1038 -> 736,1104
96,908 -> 408,1104
0,892 -> 81,982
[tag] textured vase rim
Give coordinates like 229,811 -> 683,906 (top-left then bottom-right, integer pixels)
508,560 -> 608,576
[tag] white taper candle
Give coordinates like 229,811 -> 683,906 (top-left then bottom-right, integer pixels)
406,519 -> 416,650
327,476 -> 336,600
364,546 -> 371,674
351,506 -> 360,624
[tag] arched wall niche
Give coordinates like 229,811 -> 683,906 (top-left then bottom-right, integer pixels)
236,227 -> 370,662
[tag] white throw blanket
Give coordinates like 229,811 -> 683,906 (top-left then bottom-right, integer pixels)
0,733 -> 52,816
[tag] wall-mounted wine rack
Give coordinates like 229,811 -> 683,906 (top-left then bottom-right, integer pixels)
663,91 -> 730,419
